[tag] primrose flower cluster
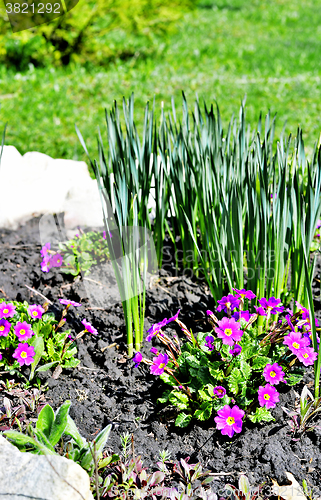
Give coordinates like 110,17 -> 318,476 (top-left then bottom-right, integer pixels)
133,289 -> 319,436
40,230 -> 111,277
0,298 -> 98,379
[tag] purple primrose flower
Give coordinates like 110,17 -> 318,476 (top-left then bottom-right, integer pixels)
150,353 -> 169,375
254,305 -> 267,317
81,319 -> 98,335
146,310 -> 180,342
14,321 -> 34,341
263,363 -> 286,385
214,404 -> 245,438
216,317 -> 244,347
132,352 -> 143,368
283,331 -> 310,355
205,335 -> 215,351
40,242 -> 50,257
229,344 -> 242,357
233,289 -> 256,300
0,319 -> 11,337
232,310 -> 252,322
28,304 -> 45,320
59,299 -> 82,307
213,386 -> 226,398
50,254 -> 63,268
258,384 -> 279,409
41,254 -> 52,273
258,297 -> 284,315
296,347 -> 318,366
12,343 -> 35,366
150,347 -> 158,354
0,302 -> 16,319
217,294 -> 240,313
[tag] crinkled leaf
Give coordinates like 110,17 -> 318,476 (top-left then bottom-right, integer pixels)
159,372 -> 178,387
175,412 -> 192,427
249,406 -> 274,423
194,402 -> 212,421
157,389 -> 171,404
252,356 -> 271,370
240,360 -> 252,379
62,358 -> 80,369
47,338 -> 55,359
228,367 -> 243,395
286,369 -> 304,386
169,391 -> 189,410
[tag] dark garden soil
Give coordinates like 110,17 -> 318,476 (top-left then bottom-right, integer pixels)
1,215 -> 321,495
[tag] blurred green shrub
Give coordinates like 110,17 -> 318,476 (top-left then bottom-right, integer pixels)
0,0 -> 195,70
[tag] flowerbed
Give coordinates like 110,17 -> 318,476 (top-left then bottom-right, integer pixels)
1,217 -> 321,496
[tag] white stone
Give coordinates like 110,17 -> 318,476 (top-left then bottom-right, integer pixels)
0,145 -> 104,229
0,436 -> 94,500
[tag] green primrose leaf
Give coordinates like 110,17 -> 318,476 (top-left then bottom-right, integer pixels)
159,372 -> 177,387
36,404 -> 55,438
194,402 -> 212,421
240,360 -> 252,379
29,336 -> 45,381
36,361 -> 59,372
175,412 -> 192,427
49,400 -> 71,446
64,415 -> 85,448
252,356 -> 271,370
186,354 -> 201,368
3,430 -> 56,455
33,428 -> 56,452
157,389 -> 171,404
98,454 -> 120,469
208,365 -> 224,381
286,369 -> 305,386
248,407 -> 275,423
63,346 -> 77,359
47,338 -> 55,359
62,358 -> 80,368
198,389 -> 212,402
169,391 -> 189,410
80,424 -> 112,471
40,323 -> 53,338
228,367 -> 243,395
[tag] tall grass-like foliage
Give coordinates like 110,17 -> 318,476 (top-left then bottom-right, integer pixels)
79,94 -> 321,351
76,98 -> 158,357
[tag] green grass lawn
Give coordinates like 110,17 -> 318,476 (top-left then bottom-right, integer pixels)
1,0 -> 321,163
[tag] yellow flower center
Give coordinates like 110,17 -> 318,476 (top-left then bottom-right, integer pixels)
292,342 -> 300,349
159,363 -> 165,369
226,417 -> 235,425
21,351 -> 27,358
226,302 -> 231,308
270,371 -> 276,378
20,329 -> 25,335
225,328 -> 233,336
303,353 -> 309,358
3,309 -> 8,314
32,311 -> 38,316
264,394 -> 270,400
0,326 -> 4,331
57,259 -> 61,263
